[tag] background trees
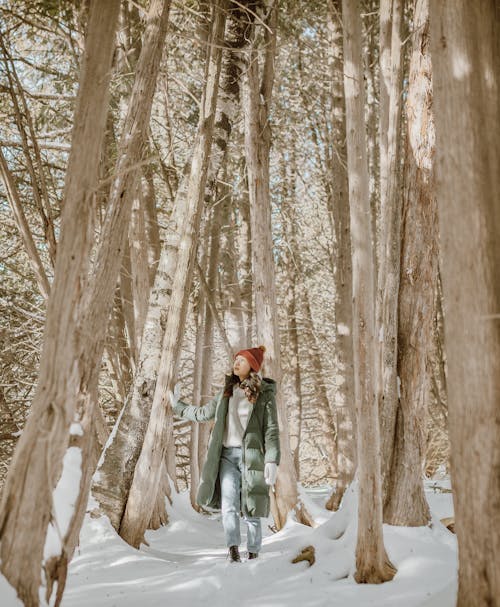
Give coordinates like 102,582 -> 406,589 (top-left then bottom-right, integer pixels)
0,0 -> 496,605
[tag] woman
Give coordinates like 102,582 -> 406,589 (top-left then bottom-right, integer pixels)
168,345 -> 280,563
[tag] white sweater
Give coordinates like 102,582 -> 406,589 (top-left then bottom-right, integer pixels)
222,385 -> 253,447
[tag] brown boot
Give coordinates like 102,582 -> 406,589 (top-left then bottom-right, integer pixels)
228,545 -> 241,563
247,551 -> 258,560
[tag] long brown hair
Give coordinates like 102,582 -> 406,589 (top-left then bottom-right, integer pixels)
223,370 -> 262,404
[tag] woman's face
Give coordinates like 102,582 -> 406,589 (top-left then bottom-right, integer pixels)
233,355 -> 251,379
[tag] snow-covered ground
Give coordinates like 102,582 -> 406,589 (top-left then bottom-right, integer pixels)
1,478 -> 456,607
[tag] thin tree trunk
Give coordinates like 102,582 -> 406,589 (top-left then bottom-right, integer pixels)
0,34 -> 57,267
197,200 -> 223,469
119,1 -> 226,548
129,184 -> 152,349
376,0 -> 406,508
430,2 -> 500,605
300,289 -> 338,475
190,199 -> 223,508
0,147 -> 51,300
326,0 -> 356,511
0,3 -> 120,605
341,0 -> 396,584
383,0 -> 434,526
242,1 -> 311,529
142,158 -> 161,285
190,214 -> 211,510
119,236 -> 138,367
290,282 -> 303,480
237,167 -> 253,345
281,151 -> 338,482
220,179 -> 247,349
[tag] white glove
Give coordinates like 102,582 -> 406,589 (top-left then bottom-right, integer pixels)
167,382 -> 181,408
264,462 -> 278,486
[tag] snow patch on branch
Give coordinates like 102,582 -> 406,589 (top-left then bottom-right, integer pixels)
43,446 -> 82,562
337,323 -> 350,336
70,422 -> 83,436
93,401 -> 127,483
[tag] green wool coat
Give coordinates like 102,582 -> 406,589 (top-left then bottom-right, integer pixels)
172,375 -> 280,518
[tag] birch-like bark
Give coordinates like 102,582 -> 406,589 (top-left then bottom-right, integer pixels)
92,0 -> 254,528
0,3 -> 120,605
119,1 -> 226,548
430,2 -> 500,605
342,0 -> 396,584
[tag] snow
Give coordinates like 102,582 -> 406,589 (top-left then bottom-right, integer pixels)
0,477 -> 456,607
43,446 -> 83,562
337,323 -> 350,336
70,423 -> 83,437
92,403 -> 127,483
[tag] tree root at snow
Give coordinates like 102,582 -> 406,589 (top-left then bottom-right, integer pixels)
291,545 -> 315,567
440,517 -> 455,533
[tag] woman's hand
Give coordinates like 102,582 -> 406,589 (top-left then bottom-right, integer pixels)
264,462 -> 278,486
167,382 -> 181,408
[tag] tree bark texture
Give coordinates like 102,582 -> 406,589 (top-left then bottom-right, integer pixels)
342,0 -> 396,584
243,1 -> 312,529
92,0 -> 256,527
376,0 -> 406,508
118,0 -> 226,548
383,0 -> 434,526
326,0 -> 356,511
0,3 -> 120,605
430,2 -> 500,605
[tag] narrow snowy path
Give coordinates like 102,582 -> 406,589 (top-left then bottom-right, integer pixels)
1,482 -> 457,607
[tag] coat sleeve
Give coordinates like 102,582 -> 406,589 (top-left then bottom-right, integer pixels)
263,393 -> 281,465
172,390 -> 220,422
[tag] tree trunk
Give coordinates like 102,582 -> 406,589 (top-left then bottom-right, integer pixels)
290,282 -> 303,480
0,3 -> 120,605
92,0 -> 255,528
376,0 -> 406,509
243,1 -> 313,529
277,156 -> 307,483
281,152 -> 338,483
383,0 -> 434,526
299,288 -> 338,477
430,2 -> 500,605
118,0 -> 226,548
220,179 -> 248,349
237,164 -> 254,345
326,0 -> 356,511
0,147 -> 51,300
341,0 -> 396,584
190,199 -> 222,508
129,184 -> 152,350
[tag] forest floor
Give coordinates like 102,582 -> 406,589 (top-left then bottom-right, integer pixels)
1,477 -> 456,607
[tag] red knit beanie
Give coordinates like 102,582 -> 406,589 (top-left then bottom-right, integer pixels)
235,345 -> 266,372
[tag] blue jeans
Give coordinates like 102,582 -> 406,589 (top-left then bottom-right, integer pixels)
219,446 -> 262,553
